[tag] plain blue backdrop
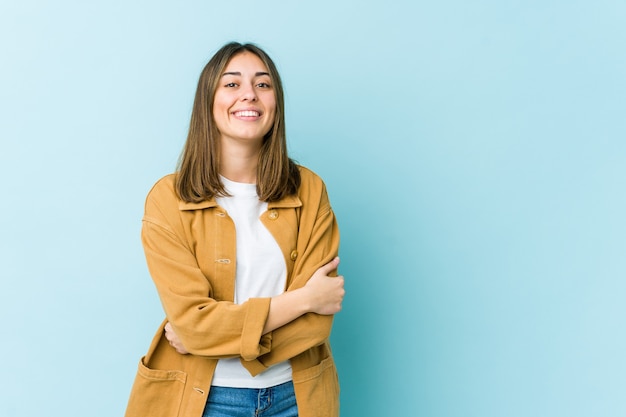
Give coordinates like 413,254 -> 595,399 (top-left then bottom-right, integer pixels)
1,1 -> 625,416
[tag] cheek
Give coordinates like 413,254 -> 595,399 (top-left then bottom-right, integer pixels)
212,96 -> 232,123
265,96 -> 277,116
213,89 -> 234,111
212,103 -> 229,133
212,96 -> 228,113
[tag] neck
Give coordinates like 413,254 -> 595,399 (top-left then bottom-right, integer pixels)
219,140 -> 260,184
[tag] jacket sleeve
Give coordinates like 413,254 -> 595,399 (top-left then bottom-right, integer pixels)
141,181 -> 272,361
243,180 -> 340,374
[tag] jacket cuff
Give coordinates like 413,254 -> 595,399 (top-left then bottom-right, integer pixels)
240,297 -> 272,361
240,357 -> 270,376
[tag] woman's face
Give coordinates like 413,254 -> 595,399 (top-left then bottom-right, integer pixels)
213,52 -> 277,147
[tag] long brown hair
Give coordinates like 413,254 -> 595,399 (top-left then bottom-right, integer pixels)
176,42 -> 300,203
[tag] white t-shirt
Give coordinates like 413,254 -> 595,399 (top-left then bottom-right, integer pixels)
211,176 -> 292,388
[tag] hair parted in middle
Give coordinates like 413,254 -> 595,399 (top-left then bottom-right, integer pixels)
176,41 -> 301,203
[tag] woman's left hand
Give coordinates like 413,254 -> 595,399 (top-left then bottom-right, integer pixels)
164,322 -> 190,355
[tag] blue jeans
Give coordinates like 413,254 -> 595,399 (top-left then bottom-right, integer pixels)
203,381 -> 298,417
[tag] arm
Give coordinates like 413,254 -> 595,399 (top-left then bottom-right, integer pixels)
142,177 -> 272,361
263,257 -> 344,334
165,257 -> 345,353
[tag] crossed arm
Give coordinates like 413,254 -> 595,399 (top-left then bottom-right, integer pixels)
165,257 -> 345,355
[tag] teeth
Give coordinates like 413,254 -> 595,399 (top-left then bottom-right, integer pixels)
235,110 -> 259,117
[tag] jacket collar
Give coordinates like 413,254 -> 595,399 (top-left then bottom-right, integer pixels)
178,194 -> 302,211
178,200 -> 218,211
268,194 -> 302,209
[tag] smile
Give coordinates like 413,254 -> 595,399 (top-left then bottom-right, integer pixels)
233,110 -> 260,117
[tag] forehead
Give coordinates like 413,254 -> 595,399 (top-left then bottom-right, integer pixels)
223,51 -> 269,74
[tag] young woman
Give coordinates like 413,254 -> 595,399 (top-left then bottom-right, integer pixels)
125,42 -> 345,417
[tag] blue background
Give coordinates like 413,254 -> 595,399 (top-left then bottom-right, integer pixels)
1,1 -> 625,416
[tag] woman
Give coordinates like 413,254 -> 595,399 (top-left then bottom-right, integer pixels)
125,42 -> 345,417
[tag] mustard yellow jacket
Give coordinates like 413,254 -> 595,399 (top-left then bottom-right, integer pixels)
125,166 -> 340,417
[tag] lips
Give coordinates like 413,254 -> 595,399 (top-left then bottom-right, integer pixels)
233,110 -> 261,117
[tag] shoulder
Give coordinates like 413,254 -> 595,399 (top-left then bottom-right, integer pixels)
295,165 -> 331,208
146,174 -> 177,200
143,174 -> 180,215
145,174 -> 218,215
297,165 -> 326,191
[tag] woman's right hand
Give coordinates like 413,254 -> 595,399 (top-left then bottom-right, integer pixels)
302,257 -> 345,315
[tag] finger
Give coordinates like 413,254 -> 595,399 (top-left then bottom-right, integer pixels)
318,257 -> 340,274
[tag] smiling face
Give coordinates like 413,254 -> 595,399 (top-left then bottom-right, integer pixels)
212,51 -> 277,148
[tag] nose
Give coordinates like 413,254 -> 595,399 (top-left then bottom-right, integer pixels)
240,83 -> 257,102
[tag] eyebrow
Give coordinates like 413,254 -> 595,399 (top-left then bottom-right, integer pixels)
222,71 -> 270,77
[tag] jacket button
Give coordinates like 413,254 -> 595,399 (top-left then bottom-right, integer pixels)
290,250 -> 298,261
268,210 -> 278,220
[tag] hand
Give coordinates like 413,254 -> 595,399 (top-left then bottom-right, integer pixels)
164,322 -> 189,355
302,257 -> 345,315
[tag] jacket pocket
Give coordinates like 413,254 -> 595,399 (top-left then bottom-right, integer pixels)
125,356 -> 187,417
292,356 -> 340,417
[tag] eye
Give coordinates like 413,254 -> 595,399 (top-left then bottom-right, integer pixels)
256,82 -> 271,88
224,82 -> 238,88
